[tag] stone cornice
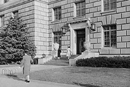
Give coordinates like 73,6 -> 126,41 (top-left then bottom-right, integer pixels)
69,16 -> 87,24
48,0 -> 65,5
69,19 -> 87,24
0,0 -> 48,12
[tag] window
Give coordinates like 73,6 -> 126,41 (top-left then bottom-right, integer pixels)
53,31 -> 61,43
104,0 -> 116,11
0,15 -> 5,27
12,10 -> 19,18
4,0 -> 9,3
53,7 -> 61,20
75,0 -> 85,17
103,25 -> 116,47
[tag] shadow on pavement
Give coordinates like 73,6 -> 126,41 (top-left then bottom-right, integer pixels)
6,74 -> 24,82
73,82 -> 101,87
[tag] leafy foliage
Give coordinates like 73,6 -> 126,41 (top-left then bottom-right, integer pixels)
0,16 -> 36,61
76,56 -> 130,68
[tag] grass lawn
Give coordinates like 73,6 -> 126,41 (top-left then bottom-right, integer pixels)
18,66 -> 130,87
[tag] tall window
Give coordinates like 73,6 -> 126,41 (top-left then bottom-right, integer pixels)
53,31 -> 61,43
104,0 -> 116,11
0,15 -> 5,27
53,7 -> 61,20
75,0 -> 85,17
103,25 -> 116,47
4,0 -> 9,3
12,10 -> 19,17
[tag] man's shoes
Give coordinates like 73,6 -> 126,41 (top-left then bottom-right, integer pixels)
58,57 -> 60,59
25,80 -> 30,83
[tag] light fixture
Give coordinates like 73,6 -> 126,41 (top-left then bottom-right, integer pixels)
61,23 -> 69,35
61,27 -> 66,34
91,22 -> 96,31
87,18 -> 96,31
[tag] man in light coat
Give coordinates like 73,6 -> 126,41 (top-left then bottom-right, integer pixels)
20,52 -> 33,83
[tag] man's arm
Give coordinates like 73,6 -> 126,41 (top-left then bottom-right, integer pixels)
20,57 -> 24,67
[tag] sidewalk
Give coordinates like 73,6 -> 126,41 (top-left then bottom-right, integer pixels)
0,65 -> 67,74
0,65 -> 81,87
0,76 -> 80,87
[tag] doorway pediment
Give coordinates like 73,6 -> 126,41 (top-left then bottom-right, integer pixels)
69,20 -> 87,30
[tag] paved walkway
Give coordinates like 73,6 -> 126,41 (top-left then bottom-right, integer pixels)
0,65 -> 66,74
0,65 -> 81,87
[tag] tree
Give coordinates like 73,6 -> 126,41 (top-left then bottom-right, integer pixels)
0,16 -> 36,62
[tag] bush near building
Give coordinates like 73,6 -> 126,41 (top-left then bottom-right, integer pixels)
76,56 -> 130,68
0,16 -> 36,64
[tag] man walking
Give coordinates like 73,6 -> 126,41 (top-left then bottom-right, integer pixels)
20,51 -> 33,83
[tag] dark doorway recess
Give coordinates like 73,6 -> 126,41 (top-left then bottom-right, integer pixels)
76,29 -> 85,54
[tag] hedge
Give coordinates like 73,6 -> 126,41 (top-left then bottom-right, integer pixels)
76,56 -> 130,68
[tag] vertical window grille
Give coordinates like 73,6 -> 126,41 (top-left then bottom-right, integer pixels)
4,0 -> 9,3
0,15 -> 5,27
104,0 -> 116,11
103,24 -> 117,47
54,7 -> 61,20
75,0 -> 85,17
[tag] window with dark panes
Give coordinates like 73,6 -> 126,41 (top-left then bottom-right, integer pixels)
0,15 -> 5,27
54,31 -> 61,43
104,0 -> 116,11
13,10 -> 19,17
76,0 -> 85,17
4,0 -> 9,3
103,25 -> 116,47
54,7 -> 61,20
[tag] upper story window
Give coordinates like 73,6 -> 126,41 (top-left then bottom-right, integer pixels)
12,10 -> 19,18
0,15 -> 5,27
0,0 -> 9,4
4,0 -> 9,3
53,7 -> 61,21
103,0 -> 116,11
75,0 -> 85,17
103,24 -> 117,47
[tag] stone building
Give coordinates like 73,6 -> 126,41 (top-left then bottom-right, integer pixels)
0,0 -> 50,58
49,0 -> 130,57
0,0 -> 130,59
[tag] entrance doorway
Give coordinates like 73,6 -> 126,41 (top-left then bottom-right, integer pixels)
53,31 -> 61,57
76,29 -> 85,54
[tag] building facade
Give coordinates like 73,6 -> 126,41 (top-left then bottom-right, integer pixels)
0,0 -> 130,58
0,0 -> 50,58
49,0 -> 130,57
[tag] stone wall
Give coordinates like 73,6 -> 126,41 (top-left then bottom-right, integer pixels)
89,0 -> 130,55
34,1 -> 50,57
49,0 -> 130,56
1,0 -> 130,57
0,0 -> 50,57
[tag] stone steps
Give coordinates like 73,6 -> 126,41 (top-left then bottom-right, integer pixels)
43,59 -> 69,66
38,56 -> 53,64
43,55 -> 78,66
69,51 -> 99,66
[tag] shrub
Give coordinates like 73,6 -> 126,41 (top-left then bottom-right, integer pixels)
76,56 -> 130,68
